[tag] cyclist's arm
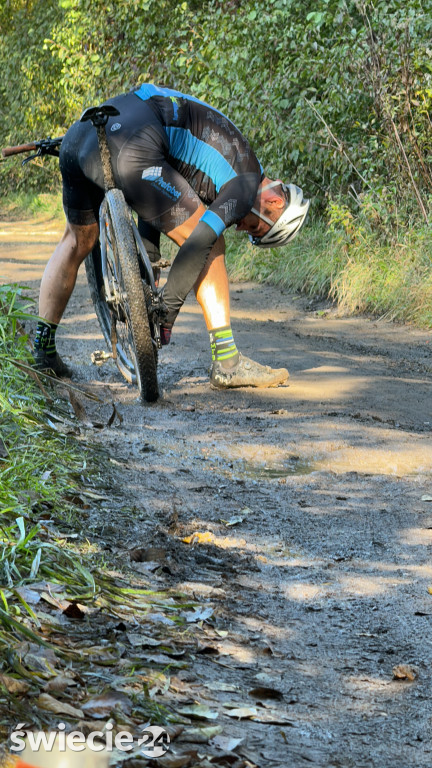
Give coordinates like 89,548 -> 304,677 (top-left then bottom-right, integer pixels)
162,173 -> 260,323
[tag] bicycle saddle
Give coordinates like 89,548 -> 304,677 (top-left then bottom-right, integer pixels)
80,105 -> 120,126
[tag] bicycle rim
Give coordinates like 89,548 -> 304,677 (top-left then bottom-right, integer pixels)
86,190 -> 159,402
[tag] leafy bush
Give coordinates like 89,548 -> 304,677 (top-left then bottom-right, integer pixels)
0,285 -> 94,635
2,0 -> 432,225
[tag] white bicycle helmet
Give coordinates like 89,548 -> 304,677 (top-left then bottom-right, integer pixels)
249,181 -> 310,248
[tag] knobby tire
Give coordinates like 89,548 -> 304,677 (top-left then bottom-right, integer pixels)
85,188 -> 159,403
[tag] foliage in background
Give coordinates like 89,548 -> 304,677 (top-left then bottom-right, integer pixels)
226,211 -> 432,327
1,0 -> 432,326
2,0 -> 432,218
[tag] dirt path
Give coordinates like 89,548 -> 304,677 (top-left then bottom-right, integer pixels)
1,219 -> 432,768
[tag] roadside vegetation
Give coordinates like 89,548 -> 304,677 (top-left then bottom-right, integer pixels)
226,207 -> 432,328
0,192 -> 64,222
3,188 -> 432,328
1,0 -> 431,328
0,285 -> 201,744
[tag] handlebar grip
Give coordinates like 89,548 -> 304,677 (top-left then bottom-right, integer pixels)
2,143 -> 37,157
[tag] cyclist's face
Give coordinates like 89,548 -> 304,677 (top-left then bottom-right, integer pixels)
236,212 -> 271,237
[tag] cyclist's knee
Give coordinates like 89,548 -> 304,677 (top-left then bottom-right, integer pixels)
62,220 -> 99,263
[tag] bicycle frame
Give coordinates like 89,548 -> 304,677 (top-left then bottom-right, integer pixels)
3,108 -> 162,401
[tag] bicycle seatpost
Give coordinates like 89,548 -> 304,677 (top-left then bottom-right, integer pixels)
80,105 -> 120,192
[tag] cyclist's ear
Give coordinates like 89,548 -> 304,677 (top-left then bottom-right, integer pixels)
259,181 -> 286,212
266,194 -> 285,209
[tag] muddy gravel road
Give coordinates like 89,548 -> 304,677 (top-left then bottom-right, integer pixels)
1,218 -> 432,768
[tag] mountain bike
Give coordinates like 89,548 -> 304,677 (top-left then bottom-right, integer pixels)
2,105 -> 162,403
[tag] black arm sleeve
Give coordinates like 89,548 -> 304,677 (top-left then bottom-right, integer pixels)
162,172 -> 261,324
208,172 -> 261,227
162,221 -> 218,324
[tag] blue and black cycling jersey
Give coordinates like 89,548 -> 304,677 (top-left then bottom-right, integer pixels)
132,83 -> 263,234
59,83 -> 264,322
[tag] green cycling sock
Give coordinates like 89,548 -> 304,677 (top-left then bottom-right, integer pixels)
209,326 -> 239,369
34,320 -> 58,356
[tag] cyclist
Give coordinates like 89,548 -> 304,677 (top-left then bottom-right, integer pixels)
34,84 -> 309,389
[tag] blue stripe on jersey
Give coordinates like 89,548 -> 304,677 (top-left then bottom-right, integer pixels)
135,83 -> 222,114
164,126 -> 236,193
135,83 -> 264,182
200,210 -> 226,236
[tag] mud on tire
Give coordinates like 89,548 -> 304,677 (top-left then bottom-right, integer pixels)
85,189 -> 159,403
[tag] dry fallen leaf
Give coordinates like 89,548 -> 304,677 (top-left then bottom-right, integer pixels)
210,734 -> 244,752
40,591 -> 69,611
20,644 -> 59,675
220,508 -> 251,527
249,709 -> 297,724
205,682 -> 238,693
392,664 -> 418,681
182,605 -> 214,623
14,586 -> 41,605
179,725 -> 223,743
145,612 -> 176,626
81,690 -> 132,718
0,674 -> 30,694
220,516 -> 241,527
225,706 -> 258,720
37,693 -> 84,718
182,531 -> 214,545
126,632 -> 161,647
177,704 -> 219,720
151,755 -> 192,768
43,674 -> 76,693
182,531 -> 247,549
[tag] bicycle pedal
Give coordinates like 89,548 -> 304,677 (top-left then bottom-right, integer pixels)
91,350 -> 113,366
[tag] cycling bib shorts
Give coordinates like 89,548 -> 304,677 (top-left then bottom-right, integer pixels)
60,83 -> 263,236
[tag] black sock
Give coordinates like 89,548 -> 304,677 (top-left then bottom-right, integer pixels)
34,320 -> 58,356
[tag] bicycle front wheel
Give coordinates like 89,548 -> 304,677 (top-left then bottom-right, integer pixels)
86,188 -> 159,403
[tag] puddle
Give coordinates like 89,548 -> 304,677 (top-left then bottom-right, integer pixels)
238,455 -> 314,478
210,437 -> 432,480
206,441 -> 316,480
139,431 -> 431,484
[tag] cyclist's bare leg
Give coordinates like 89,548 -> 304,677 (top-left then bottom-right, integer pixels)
39,221 -> 99,323
193,238 -> 229,329
167,205 -> 230,329
167,206 -> 288,388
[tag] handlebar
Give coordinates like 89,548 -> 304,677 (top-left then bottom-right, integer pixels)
2,143 -> 39,157
1,136 -> 64,163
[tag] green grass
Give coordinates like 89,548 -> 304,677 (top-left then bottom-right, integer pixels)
0,284 -> 196,735
226,219 -> 432,329
0,283 -> 96,603
0,191 -> 63,222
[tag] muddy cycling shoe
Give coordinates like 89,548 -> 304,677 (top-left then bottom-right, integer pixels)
210,353 -> 289,390
33,350 -> 73,378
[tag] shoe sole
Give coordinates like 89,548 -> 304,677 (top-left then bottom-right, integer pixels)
210,372 -> 289,390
